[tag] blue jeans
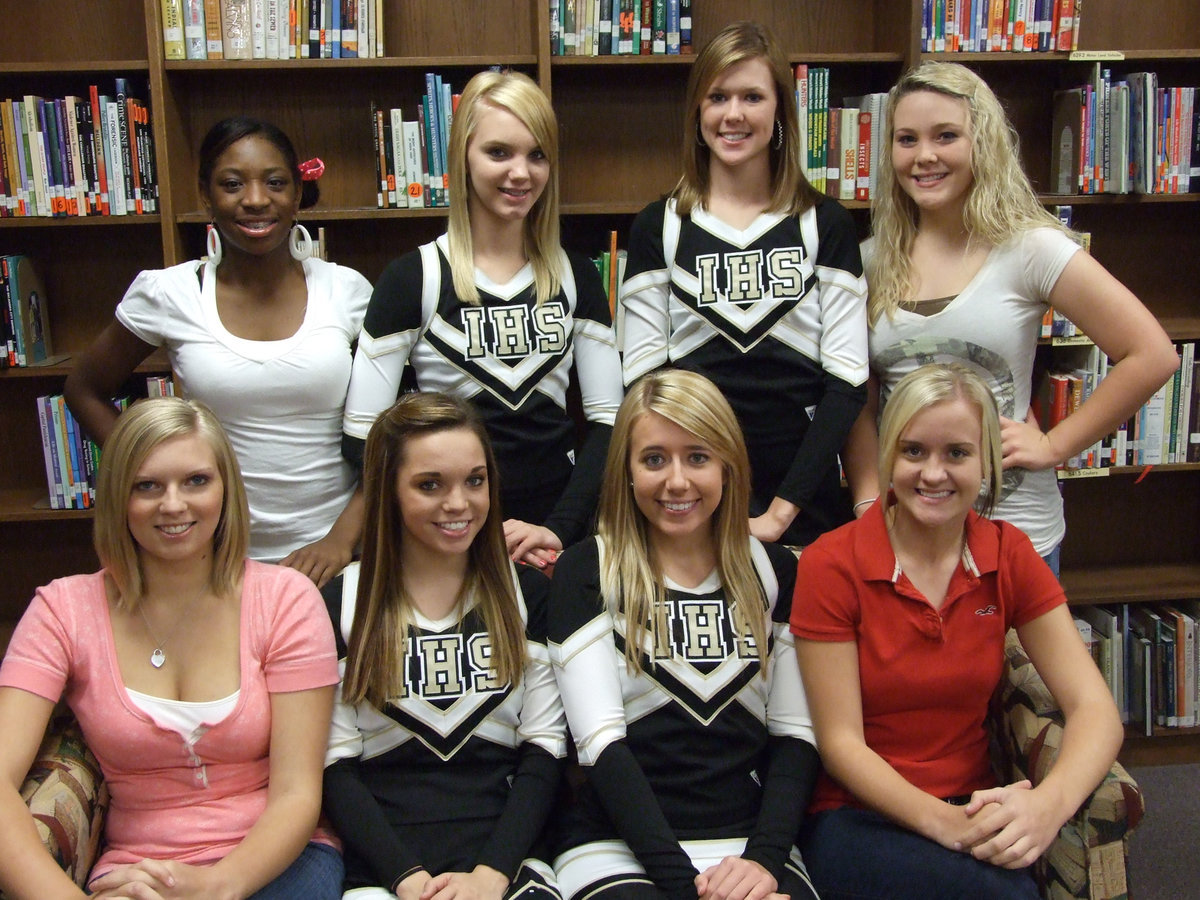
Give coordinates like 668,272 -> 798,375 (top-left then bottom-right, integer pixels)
1041,543 -> 1061,577
799,807 -> 1040,900
249,842 -> 343,900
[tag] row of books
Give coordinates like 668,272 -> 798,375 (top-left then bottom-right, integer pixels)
590,231 -> 628,320
1,256 -> 55,369
36,378 -> 176,511
161,0 -> 385,60
371,74 -> 460,210
35,394 -> 112,511
1039,339 -> 1200,469
1077,602 -> 1200,736
921,0 -> 1080,53
0,80 -> 157,218
795,67 -> 887,201
1051,70 -> 1200,195
549,0 -> 693,56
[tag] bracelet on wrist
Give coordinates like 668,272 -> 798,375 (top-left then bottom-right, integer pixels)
853,497 -> 877,512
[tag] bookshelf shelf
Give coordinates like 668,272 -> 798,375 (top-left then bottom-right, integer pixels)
1062,563 -> 1200,605
0,489 -> 92,523
175,207 -> 452,224
164,56 -> 539,72
0,216 -> 162,230
0,61 -> 150,76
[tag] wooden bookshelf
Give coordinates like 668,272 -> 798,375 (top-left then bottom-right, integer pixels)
0,0 -> 1196,761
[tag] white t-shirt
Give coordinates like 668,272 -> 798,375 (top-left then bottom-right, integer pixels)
865,227 -> 1080,555
117,257 -> 372,561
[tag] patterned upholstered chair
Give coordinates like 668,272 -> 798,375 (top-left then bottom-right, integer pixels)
0,710 -> 108,896
992,630 -> 1144,900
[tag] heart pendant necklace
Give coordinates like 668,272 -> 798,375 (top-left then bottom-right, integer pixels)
138,584 -> 207,669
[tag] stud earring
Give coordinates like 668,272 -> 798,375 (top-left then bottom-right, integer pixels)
289,222 -> 313,261
206,224 -> 223,267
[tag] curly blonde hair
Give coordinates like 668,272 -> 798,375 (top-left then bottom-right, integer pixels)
868,61 -> 1067,325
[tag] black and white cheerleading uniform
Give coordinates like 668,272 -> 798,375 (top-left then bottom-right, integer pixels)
620,198 -> 869,546
323,562 -> 568,898
343,235 -> 624,546
547,537 -> 820,900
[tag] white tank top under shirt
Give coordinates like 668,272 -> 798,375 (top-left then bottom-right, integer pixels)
126,687 -> 240,741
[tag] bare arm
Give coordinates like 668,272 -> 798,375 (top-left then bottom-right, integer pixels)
62,319 -> 156,445
0,688 -> 87,899
1002,251 -> 1179,470
280,486 -> 363,588
208,685 -> 334,896
960,606 -> 1123,868
841,375 -> 882,514
795,639 -> 986,850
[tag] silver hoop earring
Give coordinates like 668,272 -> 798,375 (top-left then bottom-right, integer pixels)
289,222 -> 313,261
773,120 -> 784,150
206,224 -> 223,267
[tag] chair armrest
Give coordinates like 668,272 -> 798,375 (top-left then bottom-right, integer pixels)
991,630 -> 1144,900
14,711 -> 108,890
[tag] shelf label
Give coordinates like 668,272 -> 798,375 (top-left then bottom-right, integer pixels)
1068,50 -> 1126,61
1057,467 -> 1110,480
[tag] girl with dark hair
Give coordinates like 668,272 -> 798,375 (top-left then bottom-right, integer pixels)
322,391 -> 566,900
65,116 -> 371,584
620,20 -> 868,548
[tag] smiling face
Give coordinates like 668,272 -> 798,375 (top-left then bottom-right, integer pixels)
699,56 -> 778,177
202,134 -> 300,259
395,427 -> 491,563
889,396 -> 984,537
891,89 -> 974,219
465,103 -> 550,230
629,411 -> 725,551
126,433 -> 224,567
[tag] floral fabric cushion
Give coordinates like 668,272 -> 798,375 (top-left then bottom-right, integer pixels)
993,630 -> 1144,900
5,713 -> 107,893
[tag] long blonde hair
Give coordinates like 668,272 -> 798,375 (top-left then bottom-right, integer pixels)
672,20 -> 821,217
598,369 -> 767,675
94,397 -> 248,609
341,393 -> 526,708
868,61 -> 1068,324
446,69 -> 562,306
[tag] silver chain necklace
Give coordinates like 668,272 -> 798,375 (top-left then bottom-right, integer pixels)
137,585 -> 207,669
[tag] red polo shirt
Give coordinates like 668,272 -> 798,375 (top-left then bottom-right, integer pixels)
790,499 -> 1065,813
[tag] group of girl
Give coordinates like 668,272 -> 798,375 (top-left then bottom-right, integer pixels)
0,16 -> 1177,900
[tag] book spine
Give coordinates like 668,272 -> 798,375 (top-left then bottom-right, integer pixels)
370,102 -> 386,208
41,100 -> 67,217
382,110 -> 396,205
114,80 -> 137,213
401,119 -> 425,208
651,0 -> 665,53
223,0 -> 253,59
161,0 -> 188,58
35,395 -> 63,509
64,98 -> 87,215
251,0 -> 267,57
88,86 -> 111,215
665,0 -> 679,53
0,256 -> 15,365
203,0 -> 224,57
184,0 -> 208,58
598,0 -> 612,54
856,110 -> 871,200
104,99 -> 128,215
389,108 -> 407,208
424,73 -> 444,206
